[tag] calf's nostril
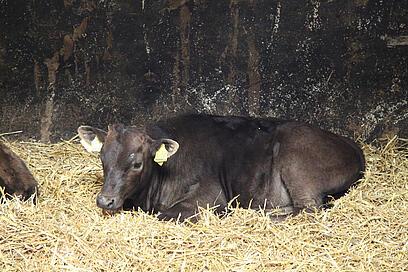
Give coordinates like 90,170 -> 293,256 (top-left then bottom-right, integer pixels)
106,198 -> 115,208
96,194 -> 116,209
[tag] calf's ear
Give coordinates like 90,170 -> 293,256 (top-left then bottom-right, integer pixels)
77,126 -> 107,153
151,138 -> 179,163
161,139 -> 179,158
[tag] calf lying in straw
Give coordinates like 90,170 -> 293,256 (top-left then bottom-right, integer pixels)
79,114 -> 365,221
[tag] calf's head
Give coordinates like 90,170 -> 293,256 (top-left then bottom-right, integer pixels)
78,124 -> 179,211
0,143 -> 38,201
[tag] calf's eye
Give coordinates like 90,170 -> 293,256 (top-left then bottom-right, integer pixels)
132,162 -> 143,171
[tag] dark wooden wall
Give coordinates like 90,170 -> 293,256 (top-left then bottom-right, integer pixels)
0,0 -> 407,142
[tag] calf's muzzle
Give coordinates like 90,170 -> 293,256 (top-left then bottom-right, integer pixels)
96,193 -> 120,210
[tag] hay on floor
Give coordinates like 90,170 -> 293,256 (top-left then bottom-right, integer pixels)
0,136 -> 407,271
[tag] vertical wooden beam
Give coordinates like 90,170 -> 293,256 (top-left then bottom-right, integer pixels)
40,51 -> 60,142
247,2 -> 260,116
227,0 -> 240,110
33,60 -> 42,94
172,50 -> 181,107
179,5 -> 191,91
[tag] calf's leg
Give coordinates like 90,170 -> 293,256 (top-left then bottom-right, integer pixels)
157,202 -> 199,222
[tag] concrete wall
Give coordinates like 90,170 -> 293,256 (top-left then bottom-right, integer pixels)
0,0 -> 407,142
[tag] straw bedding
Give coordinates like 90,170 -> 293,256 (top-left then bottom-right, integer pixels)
0,136 -> 407,271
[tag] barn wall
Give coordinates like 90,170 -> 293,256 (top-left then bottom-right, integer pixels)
0,0 -> 407,142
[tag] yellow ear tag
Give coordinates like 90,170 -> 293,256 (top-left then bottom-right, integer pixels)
154,144 -> 168,166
